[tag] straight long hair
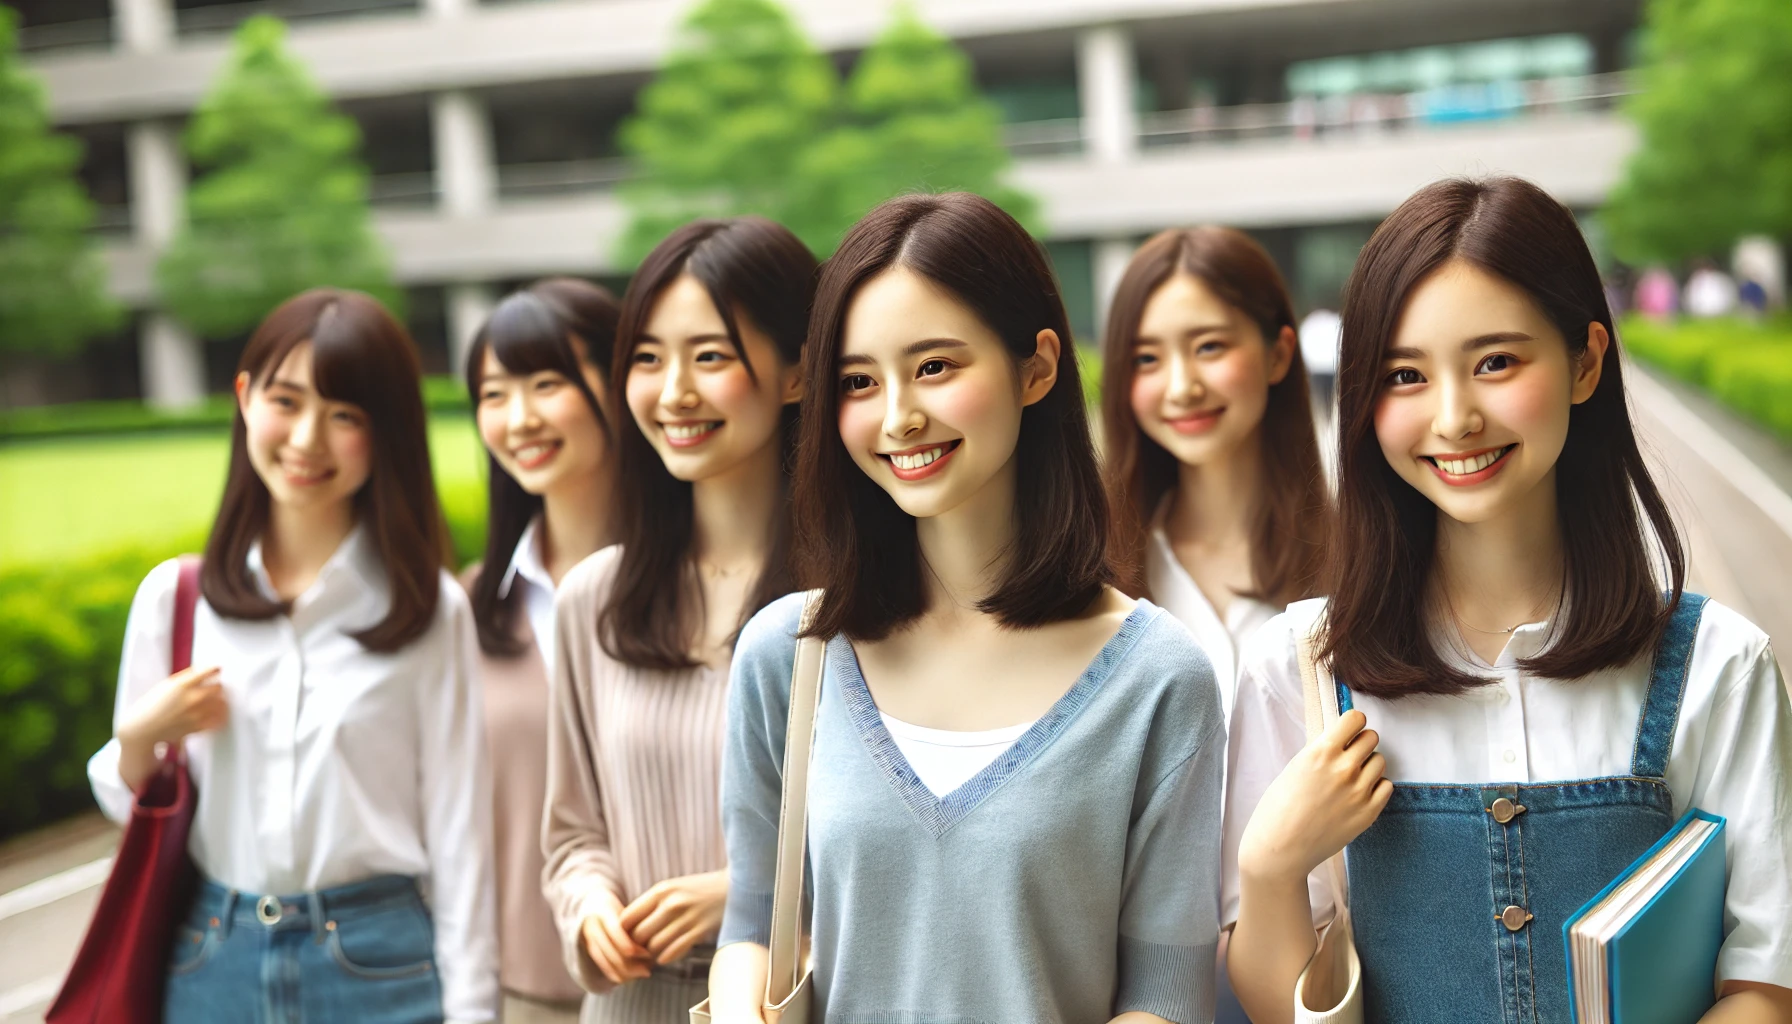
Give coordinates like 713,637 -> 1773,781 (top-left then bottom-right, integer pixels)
202,288 -> 448,653
795,192 -> 1111,641
599,218 -> 816,670
1101,226 -> 1330,607
1322,177 -> 1685,697
464,278 -> 619,656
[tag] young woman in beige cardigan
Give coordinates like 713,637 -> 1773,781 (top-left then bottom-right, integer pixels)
463,278 -> 620,1024
541,218 -> 814,1023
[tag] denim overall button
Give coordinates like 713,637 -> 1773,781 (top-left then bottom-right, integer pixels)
1499,905 -> 1534,931
255,895 -> 284,925
1489,797 -> 1525,823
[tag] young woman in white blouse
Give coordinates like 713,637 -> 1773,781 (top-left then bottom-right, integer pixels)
88,289 -> 497,1023
1225,177 -> 1792,1023
540,218 -> 813,1023
463,278 -> 619,1024
1101,226 -> 1330,714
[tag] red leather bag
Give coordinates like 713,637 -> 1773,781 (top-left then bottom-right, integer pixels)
47,556 -> 202,1024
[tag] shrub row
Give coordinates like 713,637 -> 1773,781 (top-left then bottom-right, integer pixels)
1620,316 -> 1792,438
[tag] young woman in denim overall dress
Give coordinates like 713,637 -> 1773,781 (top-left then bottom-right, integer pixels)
1223,177 -> 1792,1023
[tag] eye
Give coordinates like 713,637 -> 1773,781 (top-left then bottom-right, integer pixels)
534,376 -> 565,392
1133,351 -> 1159,370
330,409 -> 364,427
917,358 -> 950,378
840,373 -> 876,394
1476,353 -> 1517,375
631,350 -> 659,367
479,385 -> 504,403
1195,339 -> 1227,356
695,348 -> 733,364
1385,367 -> 1425,387
270,393 -> 297,409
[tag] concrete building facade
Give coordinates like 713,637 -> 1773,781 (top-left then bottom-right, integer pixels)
13,0 -> 1642,406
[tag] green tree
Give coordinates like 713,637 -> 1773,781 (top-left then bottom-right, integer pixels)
616,0 -> 839,262
158,16 -> 397,337
0,6 -> 120,355
793,4 -> 1038,253
1604,0 -> 1792,263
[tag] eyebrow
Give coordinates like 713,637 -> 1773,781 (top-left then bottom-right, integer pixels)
840,337 -> 969,368
267,377 -> 310,393
633,332 -> 732,346
1384,331 -> 1535,360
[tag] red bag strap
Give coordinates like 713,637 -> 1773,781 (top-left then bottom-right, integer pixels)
172,557 -> 201,674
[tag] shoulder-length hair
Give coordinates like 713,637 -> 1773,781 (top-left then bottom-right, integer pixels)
796,192 -> 1111,641
464,277 -> 619,657
599,217 -> 817,670
1322,176 -> 1685,698
1100,226 -> 1330,607
202,288 -> 449,653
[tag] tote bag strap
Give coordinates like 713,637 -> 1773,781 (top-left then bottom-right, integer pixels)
765,590 -> 825,1006
1295,625 -> 1350,919
167,556 -> 202,770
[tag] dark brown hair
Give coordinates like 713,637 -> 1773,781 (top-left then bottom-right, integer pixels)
202,288 -> 449,653
1100,226 -> 1330,607
796,192 -> 1111,641
1322,176 -> 1685,697
465,278 -> 619,656
600,218 -> 816,670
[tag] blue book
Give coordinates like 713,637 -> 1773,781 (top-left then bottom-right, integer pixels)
1564,809 -> 1727,1024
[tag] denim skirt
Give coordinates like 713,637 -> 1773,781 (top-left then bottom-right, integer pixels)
164,874 -> 444,1024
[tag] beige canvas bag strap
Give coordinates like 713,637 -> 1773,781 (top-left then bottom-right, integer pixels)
1293,621 -> 1363,1024
765,590 -> 825,1006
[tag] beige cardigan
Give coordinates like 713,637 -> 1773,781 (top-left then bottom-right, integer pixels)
460,565 -> 585,1005
541,545 -> 731,994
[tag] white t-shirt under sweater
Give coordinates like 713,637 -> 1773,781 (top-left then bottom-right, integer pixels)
879,713 -> 1036,798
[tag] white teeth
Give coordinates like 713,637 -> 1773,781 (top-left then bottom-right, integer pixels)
515,443 -> 556,462
1435,446 -> 1509,475
890,447 -> 944,470
665,422 -> 719,439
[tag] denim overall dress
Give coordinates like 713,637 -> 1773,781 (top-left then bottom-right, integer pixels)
1338,593 -> 1708,1023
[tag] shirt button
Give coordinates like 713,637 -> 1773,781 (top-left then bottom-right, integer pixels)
1503,749 -> 1517,764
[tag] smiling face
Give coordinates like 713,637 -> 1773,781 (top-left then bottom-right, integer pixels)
836,266 -> 1057,520
475,343 -> 608,498
1128,271 -> 1294,468
237,341 -> 373,512
625,273 -> 801,483
1374,258 -> 1606,525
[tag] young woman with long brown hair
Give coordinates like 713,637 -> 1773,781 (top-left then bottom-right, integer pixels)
462,278 -> 619,1023
709,193 -> 1225,1024
1102,225 -> 1330,710
1224,177 -> 1792,1023
540,218 -> 813,1023
88,289 -> 497,1023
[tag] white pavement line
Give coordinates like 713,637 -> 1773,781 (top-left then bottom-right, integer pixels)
0,856 -> 112,924
0,973 -> 60,1018
1629,369 -> 1792,543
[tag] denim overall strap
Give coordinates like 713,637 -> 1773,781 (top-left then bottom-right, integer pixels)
1631,593 -> 1708,779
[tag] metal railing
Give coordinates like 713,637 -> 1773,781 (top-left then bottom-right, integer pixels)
175,0 -> 418,36
368,171 -> 439,207
17,17 -> 113,53
496,158 -> 631,199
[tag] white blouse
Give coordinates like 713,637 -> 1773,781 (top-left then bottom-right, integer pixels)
495,516 -> 557,673
1222,597 -> 1792,991
1145,524 -> 1281,719
88,527 -> 499,1023
878,713 -> 1035,798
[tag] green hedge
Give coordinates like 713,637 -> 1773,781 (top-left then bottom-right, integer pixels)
0,498 -> 487,842
1621,316 -> 1792,440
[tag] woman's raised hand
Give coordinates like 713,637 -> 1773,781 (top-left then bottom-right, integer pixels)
115,665 -> 228,792
1239,708 -> 1393,885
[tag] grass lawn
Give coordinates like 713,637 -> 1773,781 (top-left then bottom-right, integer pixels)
0,417 -> 489,568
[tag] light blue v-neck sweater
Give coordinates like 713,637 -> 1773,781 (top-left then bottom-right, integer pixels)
719,594 -> 1225,1024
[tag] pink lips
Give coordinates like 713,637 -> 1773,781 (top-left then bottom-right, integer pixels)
1165,408 -> 1224,435
881,440 -> 961,481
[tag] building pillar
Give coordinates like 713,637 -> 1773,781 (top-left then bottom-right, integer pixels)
432,90 -> 496,219
112,0 -> 174,53
446,283 -> 496,377
1077,25 -> 1138,163
1093,237 -> 1136,344
423,0 -> 472,17
128,120 -> 204,408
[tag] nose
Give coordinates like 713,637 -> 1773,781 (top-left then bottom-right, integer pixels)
288,406 -> 323,451
659,355 -> 701,412
1165,349 -> 1204,407
506,389 -> 539,433
882,381 -> 926,440
1432,375 -> 1484,441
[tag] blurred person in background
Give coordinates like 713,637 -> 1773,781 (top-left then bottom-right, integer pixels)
541,218 -> 814,1023
1298,307 -> 1342,413
1100,226 -> 1332,1024
89,289 -> 497,1024
1634,266 -> 1678,319
462,278 -> 622,1024
1684,260 -> 1739,319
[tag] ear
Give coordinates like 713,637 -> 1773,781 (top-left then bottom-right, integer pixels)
1267,324 -> 1298,385
1570,322 -> 1609,405
778,358 -> 804,407
1020,329 -> 1062,407
234,371 -> 252,416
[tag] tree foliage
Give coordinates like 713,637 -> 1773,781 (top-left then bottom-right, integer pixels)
618,0 -> 1037,261
1604,0 -> 1792,263
0,6 -> 120,355
157,16 -> 397,337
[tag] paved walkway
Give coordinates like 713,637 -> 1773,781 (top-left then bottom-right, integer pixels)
1,363 -> 1788,1022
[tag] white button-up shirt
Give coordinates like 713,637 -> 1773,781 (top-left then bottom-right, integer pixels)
496,516 -> 558,674
1145,524 -> 1281,721
88,527 -> 498,1023
1222,597 -> 1792,991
